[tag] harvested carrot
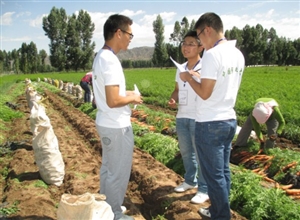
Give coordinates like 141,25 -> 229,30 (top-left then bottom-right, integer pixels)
264,176 -> 275,183
262,162 -> 272,172
252,168 -> 261,173
282,161 -> 297,172
285,189 -> 300,195
280,184 -> 293,190
257,149 -> 264,154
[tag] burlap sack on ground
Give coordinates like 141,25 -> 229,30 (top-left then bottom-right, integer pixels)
57,193 -> 114,220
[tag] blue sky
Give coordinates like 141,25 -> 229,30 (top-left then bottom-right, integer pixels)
1,0 -> 299,54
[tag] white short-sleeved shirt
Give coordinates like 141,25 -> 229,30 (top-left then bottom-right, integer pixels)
175,60 -> 201,119
196,41 -> 245,122
92,49 -> 131,128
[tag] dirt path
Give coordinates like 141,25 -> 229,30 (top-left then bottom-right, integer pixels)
0,89 -> 247,220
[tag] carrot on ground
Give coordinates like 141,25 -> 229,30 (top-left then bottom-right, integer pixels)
264,176 -> 275,183
280,184 -> 293,190
282,161 -> 297,172
285,189 -> 300,195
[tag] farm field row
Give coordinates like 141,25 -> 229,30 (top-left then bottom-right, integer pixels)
1,67 -> 300,219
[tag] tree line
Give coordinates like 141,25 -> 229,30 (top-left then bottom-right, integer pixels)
152,15 -> 300,67
0,9 -> 299,74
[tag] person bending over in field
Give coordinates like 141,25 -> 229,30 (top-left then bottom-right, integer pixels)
80,71 -> 93,103
234,97 -> 285,151
168,30 -> 209,204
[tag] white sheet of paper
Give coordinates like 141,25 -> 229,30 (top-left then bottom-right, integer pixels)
133,84 -> 140,110
170,56 -> 186,72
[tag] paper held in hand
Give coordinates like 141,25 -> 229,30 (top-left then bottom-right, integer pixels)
170,56 -> 186,72
133,84 -> 140,110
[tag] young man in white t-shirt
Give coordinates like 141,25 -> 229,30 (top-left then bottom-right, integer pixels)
168,30 -> 209,204
92,14 -> 142,220
180,13 -> 245,219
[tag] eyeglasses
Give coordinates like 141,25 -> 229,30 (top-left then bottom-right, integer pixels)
181,42 -> 199,47
121,29 -> 134,40
197,27 -> 206,39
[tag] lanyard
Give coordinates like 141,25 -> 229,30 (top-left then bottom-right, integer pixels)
183,59 -> 200,87
103,44 -> 115,54
185,59 -> 201,71
213,37 -> 226,47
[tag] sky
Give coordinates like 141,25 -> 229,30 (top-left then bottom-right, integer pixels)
1,0 -> 300,54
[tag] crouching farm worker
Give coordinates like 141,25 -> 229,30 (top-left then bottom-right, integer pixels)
234,98 -> 285,150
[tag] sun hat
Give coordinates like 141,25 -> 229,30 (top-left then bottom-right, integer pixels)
252,102 -> 273,124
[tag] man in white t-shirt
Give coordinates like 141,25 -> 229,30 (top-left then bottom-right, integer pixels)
180,12 -> 245,220
92,14 -> 142,220
168,30 -> 209,204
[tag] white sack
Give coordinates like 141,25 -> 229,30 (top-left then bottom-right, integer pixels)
57,193 -> 114,220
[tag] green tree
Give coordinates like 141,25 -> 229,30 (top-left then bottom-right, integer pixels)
0,50 -> 4,73
43,7 -> 68,71
19,43 -> 29,73
27,42 -> 38,73
11,49 -> 20,74
152,14 -> 168,68
65,14 -> 81,71
76,10 -> 95,71
292,38 -> 300,65
38,49 -> 48,72
263,27 -> 278,65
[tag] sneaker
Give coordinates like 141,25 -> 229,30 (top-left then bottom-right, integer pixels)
118,214 -> 135,220
121,206 -> 126,213
198,207 -> 211,218
191,192 -> 209,204
174,182 -> 197,192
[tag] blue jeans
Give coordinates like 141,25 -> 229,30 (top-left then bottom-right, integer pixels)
176,118 -> 207,193
80,81 -> 91,103
195,119 -> 237,220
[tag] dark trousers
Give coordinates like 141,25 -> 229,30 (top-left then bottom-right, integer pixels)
80,81 -> 91,102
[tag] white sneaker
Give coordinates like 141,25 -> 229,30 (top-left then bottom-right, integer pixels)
119,214 -> 134,220
174,182 -> 197,192
191,192 -> 209,204
121,206 -> 126,213
198,207 -> 211,218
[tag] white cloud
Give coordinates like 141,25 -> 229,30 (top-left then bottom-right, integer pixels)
1,12 -> 15,25
1,36 -> 31,42
265,9 -> 275,19
16,11 -> 31,18
120,9 -> 145,17
29,14 -> 47,27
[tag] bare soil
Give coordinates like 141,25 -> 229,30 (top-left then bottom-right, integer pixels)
2,87 -> 297,220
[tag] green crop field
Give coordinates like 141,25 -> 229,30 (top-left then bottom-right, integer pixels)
1,66 -> 300,142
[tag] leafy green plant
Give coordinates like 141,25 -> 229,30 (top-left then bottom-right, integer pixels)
34,180 -> 48,189
230,166 -> 300,220
0,201 -> 20,216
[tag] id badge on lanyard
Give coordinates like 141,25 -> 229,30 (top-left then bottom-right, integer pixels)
178,90 -> 188,105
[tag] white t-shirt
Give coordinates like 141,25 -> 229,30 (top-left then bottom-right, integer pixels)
175,60 -> 202,119
92,49 -> 131,128
196,41 -> 245,122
